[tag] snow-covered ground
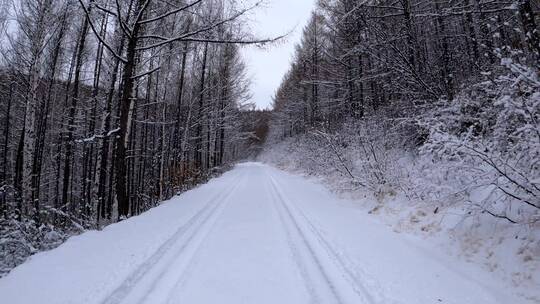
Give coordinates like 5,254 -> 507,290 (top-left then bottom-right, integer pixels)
0,163 -> 534,304
259,129 -> 540,303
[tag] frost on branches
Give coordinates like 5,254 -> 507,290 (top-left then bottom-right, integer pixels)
422,62 -> 539,225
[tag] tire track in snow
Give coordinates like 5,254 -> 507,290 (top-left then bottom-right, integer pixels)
267,172 -> 375,304
161,172 -> 248,304
269,173 -> 384,302
265,175 -> 326,303
271,181 -> 393,304
102,171 -> 245,304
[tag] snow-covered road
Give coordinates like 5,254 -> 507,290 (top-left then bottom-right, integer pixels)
0,163 -> 526,304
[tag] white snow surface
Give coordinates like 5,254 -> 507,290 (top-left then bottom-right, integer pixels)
0,162 -> 530,304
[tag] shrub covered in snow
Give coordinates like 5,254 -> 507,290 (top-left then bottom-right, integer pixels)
0,215 -> 76,277
419,62 -> 539,225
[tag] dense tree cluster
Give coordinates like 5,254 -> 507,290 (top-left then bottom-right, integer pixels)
268,0 -> 539,223
272,0 -> 539,132
0,0 -> 266,275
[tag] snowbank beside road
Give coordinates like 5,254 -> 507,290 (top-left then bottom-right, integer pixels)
260,136 -> 540,303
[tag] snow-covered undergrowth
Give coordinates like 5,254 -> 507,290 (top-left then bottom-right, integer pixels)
0,209 -> 85,277
260,67 -> 540,301
0,167 -> 230,278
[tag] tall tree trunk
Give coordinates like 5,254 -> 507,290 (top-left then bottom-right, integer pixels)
195,42 -> 209,172
115,0 -> 145,220
1,81 -> 12,218
33,9 -> 68,210
22,56 -> 45,222
97,73 -> 121,220
62,7 -> 91,212
95,28 -> 125,225
173,35 -> 190,171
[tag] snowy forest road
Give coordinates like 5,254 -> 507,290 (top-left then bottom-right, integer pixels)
0,163 -> 525,304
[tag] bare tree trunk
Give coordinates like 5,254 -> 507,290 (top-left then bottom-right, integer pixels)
95,33 -> 125,224
115,0 -> 145,220
33,8 -> 68,211
173,33 -> 190,172
195,42 -> 209,172
22,41 -> 48,222
62,6 -> 91,213
84,9 -> 108,219
1,81 -> 12,218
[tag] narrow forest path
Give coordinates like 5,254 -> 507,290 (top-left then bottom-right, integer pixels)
0,163 -> 526,304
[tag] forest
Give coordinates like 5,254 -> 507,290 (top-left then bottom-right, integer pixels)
264,0 -> 539,227
0,0 -> 538,288
0,0 -> 271,275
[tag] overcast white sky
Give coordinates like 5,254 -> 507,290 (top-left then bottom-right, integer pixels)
240,0 -> 317,109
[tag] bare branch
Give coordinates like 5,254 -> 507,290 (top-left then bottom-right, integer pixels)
131,66 -> 161,80
115,0 -> 132,38
78,0 -> 127,63
137,0 -> 203,25
93,3 -> 117,17
135,2 -> 274,51
132,0 -> 151,25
